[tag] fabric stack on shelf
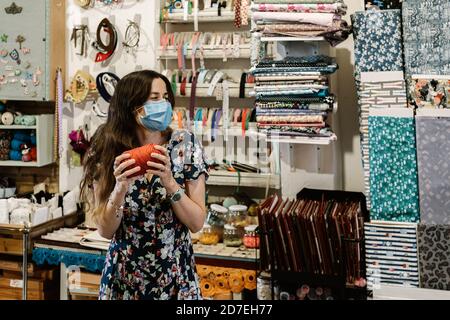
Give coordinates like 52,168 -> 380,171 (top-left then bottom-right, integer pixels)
251,55 -> 337,139
251,0 -> 350,46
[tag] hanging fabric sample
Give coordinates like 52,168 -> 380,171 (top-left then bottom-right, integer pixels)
417,224 -> 450,291
351,10 -> 404,75
416,115 -> 450,224
402,0 -> 450,76
369,109 -> 420,222
365,221 -> 419,289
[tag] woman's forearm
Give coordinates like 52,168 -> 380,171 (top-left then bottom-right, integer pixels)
166,179 -> 206,233
96,187 -> 127,239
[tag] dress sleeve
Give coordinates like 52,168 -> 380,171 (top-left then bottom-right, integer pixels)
183,131 -> 209,182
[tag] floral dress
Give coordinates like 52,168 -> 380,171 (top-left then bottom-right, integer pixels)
99,130 -> 209,300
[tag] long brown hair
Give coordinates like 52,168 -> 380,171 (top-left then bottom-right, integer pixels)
80,70 -> 175,224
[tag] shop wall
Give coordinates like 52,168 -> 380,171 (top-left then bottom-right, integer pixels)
59,0 -> 159,192
335,0 -> 365,193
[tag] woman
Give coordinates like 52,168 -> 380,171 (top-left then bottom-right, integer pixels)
80,70 -> 208,300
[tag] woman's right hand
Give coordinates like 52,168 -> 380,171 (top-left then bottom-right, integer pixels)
113,153 -> 142,193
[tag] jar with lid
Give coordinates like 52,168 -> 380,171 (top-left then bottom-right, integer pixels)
226,204 -> 248,228
206,204 -> 228,241
199,223 -> 220,245
223,224 -> 243,247
243,225 -> 259,249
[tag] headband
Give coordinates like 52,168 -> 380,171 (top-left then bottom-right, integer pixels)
96,72 -> 120,103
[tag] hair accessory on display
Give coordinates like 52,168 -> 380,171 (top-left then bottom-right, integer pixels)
122,20 -> 140,53
65,70 -> 97,103
1,111 -> 14,125
92,100 -> 108,118
71,25 -> 89,56
75,0 -> 91,8
69,128 -> 90,158
0,34 -> 8,43
15,35 -> 25,49
0,49 -> 8,57
122,144 -> 165,178
93,18 -> 118,63
96,72 -> 120,103
4,2 -> 22,14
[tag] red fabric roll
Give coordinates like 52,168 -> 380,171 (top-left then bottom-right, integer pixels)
122,144 -> 165,178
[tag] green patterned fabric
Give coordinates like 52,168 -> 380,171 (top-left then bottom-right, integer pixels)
369,116 -> 420,222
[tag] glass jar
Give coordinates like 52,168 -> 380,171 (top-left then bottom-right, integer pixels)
226,204 -> 248,228
243,225 -> 259,249
199,223 -> 220,245
223,224 -> 243,247
207,204 -> 228,241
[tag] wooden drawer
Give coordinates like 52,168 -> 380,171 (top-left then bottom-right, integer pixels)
0,237 -> 23,255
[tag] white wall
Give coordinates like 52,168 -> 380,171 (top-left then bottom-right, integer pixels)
60,0 -> 158,192
59,0 -> 366,195
335,0 -> 365,193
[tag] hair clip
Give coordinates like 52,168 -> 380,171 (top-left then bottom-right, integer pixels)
0,34 -> 8,43
5,2 -> 22,15
15,35 -> 25,50
122,20 -> 140,53
9,49 -> 20,65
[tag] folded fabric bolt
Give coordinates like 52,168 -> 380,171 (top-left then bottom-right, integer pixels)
369,115 -> 420,222
258,126 -> 334,137
257,115 -> 324,123
417,224 -> 450,291
256,89 -> 328,98
410,77 -> 450,109
416,117 -> 450,224
402,0 -> 450,76
256,108 -> 327,115
251,3 -> 347,14
256,101 -> 331,111
365,221 -> 419,289
351,10 -> 404,74
252,11 -> 338,27
253,0 -> 343,5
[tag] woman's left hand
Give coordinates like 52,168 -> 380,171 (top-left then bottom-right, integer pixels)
146,145 -> 179,193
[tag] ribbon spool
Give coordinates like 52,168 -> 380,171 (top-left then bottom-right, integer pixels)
229,272 -> 244,293
122,144 -> 165,178
93,18 -> 118,63
244,270 -> 256,290
200,279 -> 216,298
215,277 -> 229,290
96,72 -> 120,103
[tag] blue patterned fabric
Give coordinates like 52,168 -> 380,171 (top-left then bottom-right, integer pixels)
402,0 -> 450,76
369,115 -> 420,222
352,10 -> 404,75
365,0 -> 402,10
32,247 -> 106,273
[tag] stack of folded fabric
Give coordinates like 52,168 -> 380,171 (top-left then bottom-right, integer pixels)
251,0 -> 350,46
252,55 -> 337,139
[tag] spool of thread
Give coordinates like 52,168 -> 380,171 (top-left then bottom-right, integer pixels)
21,115 -> 36,126
229,273 -> 244,293
244,270 -> 257,290
215,278 -> 229,291
9,150 -> 22,160
200,279 -> 216,298
30,147 -> 37,161
214,289 -> 232,300
14,116 -> 23,125
122,144 -> 165,178
10,139 -> 25,151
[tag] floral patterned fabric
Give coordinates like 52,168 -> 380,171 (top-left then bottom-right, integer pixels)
351,10 -> 404,75
99,130 -> 209,300
409,78 -> 450,109
402,0 -> 450,76
369,115 -> 420,222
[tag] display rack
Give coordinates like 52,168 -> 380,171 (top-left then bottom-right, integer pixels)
0,114 -> 55,167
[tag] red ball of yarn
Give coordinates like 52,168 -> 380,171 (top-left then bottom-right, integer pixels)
122,144 -> 165,178
30,147 -> 37,161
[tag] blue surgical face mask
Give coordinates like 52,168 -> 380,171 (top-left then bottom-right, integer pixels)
140,99 -> 173,131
